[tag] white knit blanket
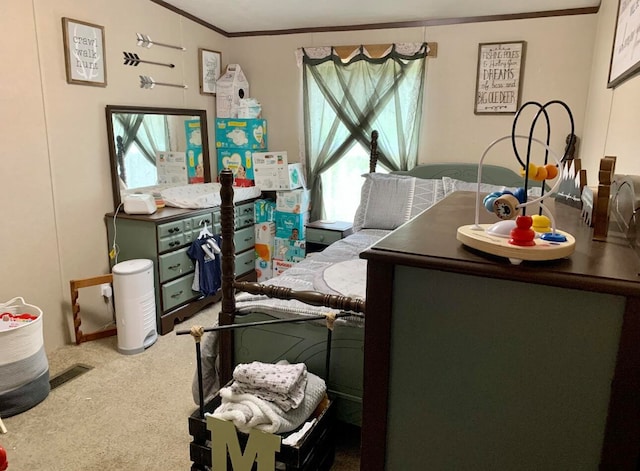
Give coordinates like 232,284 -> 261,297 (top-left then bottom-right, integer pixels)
210,371 -> 326,434
230,361 -> 307,411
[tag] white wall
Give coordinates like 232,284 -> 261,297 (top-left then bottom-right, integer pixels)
226,15 -> 597,174
582,0 -> 640,181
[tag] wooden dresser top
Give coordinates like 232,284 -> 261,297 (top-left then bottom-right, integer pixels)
361,191 -> 640,297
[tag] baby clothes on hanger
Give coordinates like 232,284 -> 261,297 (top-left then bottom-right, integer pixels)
187,234 -> 222,296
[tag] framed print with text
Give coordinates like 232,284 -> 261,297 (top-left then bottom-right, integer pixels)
475,41 -> 525,114
608,0 -> 640,88
62,17 -> 107,87
199,48 -> 222,95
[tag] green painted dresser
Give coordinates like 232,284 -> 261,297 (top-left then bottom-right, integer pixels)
106,200 -> 256,335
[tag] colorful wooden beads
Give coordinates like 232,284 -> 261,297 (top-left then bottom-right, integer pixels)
520,163 -> 558,181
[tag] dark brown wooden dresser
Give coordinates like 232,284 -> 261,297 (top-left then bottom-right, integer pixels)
360,191 -> 640,470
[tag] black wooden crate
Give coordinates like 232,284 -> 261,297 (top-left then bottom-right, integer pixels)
189,392 -> 336,471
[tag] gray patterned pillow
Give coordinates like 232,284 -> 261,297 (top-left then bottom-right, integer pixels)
353,174 -> 447,231
410,178 -> 446,217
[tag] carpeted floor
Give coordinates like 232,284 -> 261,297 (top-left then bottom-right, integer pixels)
0,302 -> 360,470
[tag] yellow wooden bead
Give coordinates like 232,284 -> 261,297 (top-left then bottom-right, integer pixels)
531,215 -> 551,233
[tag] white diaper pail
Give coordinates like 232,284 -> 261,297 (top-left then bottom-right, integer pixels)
112,259 -> 157,355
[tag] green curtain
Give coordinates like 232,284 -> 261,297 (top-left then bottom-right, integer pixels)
302,43 -> 428,220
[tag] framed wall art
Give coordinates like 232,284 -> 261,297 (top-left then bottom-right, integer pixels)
608,0 -> 640,88
199,48 -> 222,96
475,41 -> 526,114
62,17 -> 107,87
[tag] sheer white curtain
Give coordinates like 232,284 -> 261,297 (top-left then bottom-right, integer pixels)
297,43 -> 429,221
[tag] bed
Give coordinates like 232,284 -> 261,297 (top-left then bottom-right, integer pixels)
199,132 -> 540,426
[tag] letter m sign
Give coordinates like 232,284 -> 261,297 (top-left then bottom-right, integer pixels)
207,416 -> 281,470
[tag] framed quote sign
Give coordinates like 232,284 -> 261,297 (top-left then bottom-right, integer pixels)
475,41 -> 526,114
62,17 -> 107,87
608,0 -> 640,88
199,48 -> 222,96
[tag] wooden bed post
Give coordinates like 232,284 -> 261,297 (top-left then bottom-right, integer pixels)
219,169 -> 236,385
369,130 -> 379,173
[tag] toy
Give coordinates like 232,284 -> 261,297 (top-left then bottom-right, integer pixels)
457,100 -> 577,265
0,445 -> 7,471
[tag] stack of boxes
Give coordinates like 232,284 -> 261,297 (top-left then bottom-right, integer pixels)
215,64 -> 267,186
215,118 -> 268,186
273,186 -> 311,276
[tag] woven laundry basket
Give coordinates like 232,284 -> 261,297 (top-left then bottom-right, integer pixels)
0,297 -> 50,417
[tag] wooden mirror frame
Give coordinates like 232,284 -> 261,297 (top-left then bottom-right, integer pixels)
105,105 -> 212,209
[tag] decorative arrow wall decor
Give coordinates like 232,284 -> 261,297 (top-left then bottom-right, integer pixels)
136,33 -> 185,51
139,75 -> 187,90
123,52 -> 174,68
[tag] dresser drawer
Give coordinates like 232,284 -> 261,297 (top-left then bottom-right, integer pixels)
235,215 -> 254,229
191,212 -> 215,230
235,201 -> 254,219
158,220 -> 185,238
159,247 -> 194,283
158,234 -> 185,252
235,249 -> 256,276
234,225 -> 255,253
162,273 -> 199,312
306,227 -> 343,245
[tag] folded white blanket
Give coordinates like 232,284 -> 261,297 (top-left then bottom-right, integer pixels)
231,361 -> 307,411
210,371 -> 326,434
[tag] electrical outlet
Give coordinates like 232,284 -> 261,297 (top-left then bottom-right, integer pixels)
100,283 -> 113,298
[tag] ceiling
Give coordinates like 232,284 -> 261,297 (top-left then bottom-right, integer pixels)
154,0 -> 600,36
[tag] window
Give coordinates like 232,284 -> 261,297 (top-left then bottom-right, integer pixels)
300,43 -> 428,222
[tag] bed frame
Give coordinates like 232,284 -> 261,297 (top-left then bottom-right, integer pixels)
216,131 -> 535,425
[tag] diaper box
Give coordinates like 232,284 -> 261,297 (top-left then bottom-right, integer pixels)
274,237 -> 306,262
275,211 -> 308,240
254,222 -> 275,261
253,152 -> 305,191
215,118 -> 267,150
273,259 -> 296,277
217,148 -> 255,180
254,198 -> 276,223
255,257 -> 272,282
216,64 -> 250,119
276,188 -> 311,214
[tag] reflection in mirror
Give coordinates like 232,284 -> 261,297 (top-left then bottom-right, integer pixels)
106,105 -> 211,209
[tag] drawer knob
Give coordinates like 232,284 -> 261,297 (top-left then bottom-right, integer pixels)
168,263 -> 181,270
319,235 -> 325,241
171,290 -> 183,299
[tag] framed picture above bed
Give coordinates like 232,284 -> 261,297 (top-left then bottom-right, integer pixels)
474,41 -> 526,114
608,0 -> 640,88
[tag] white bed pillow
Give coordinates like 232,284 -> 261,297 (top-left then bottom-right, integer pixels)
352,173 -> 415,231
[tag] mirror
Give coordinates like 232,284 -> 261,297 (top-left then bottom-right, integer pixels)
106,105 -> 212,208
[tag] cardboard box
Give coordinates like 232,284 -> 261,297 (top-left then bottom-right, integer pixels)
275,210 -> 308,239
254,199 -> 276,223
276,188 -> 311,214
255,257 -> 272,282
217,148 -> 255,180
274,237 -> 306,262
254,222 -> 275,261
253,152 -> 305,191
215,118 -> 267,150
273,259 -> 296,277
216,64 -> 250,119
